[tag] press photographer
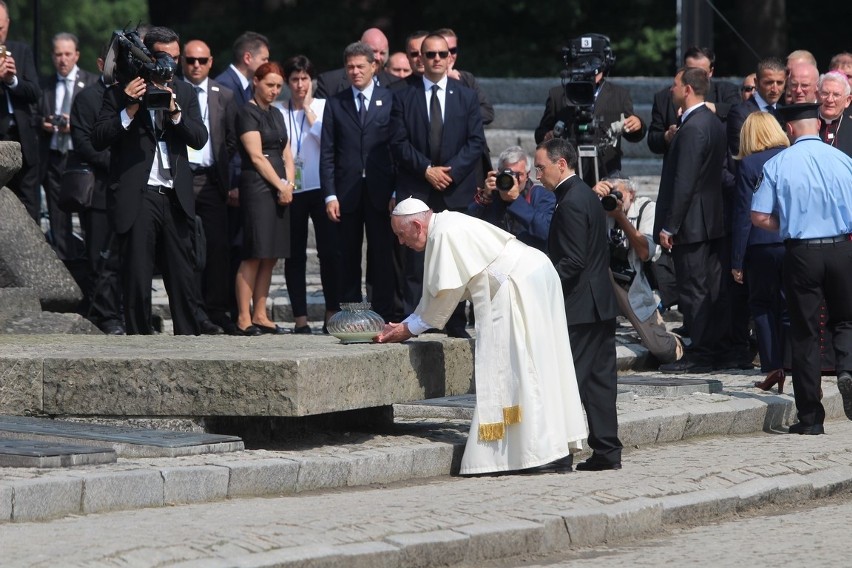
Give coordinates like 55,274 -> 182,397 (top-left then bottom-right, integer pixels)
593,175 -> 683,364
467,146 -> 555,252
535,34 -> 646,186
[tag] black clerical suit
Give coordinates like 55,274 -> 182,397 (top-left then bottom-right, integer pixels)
547,174 -> 622,467
821,110 -> 852,158
92,81 -> 208,335
534,80 -> 645,186
654,104 -> 728,366
69,78 -> 123,331
38,68 -> 98,260
0,40 -> 42,221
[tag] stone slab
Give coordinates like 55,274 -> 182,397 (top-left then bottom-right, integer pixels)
0,439 -> 116,467
0,334 -> 474,418
0,415 -> 243,458
617,376 -> 723,396
0,287 -> 41,318
0,187 -> 82,312
0,140 -> 22,187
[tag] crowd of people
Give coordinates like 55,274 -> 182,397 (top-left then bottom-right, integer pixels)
4,0 -> 852,469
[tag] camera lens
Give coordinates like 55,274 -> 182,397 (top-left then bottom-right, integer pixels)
494,169 -> 517,191
601,190 -> 622,211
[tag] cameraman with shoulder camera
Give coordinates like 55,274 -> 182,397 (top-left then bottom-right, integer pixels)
534,34 -> 645,187
467,145 -> 555,252
593,175 -> 683,364
93,26 -> 208,335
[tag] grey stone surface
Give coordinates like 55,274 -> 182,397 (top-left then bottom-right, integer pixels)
603,498 -> 663,541
384,530 -> 469,568
162,465 -> 229,504
0,188 -> 82,312
79,469 -> 164,513
2,311 -> 101,335
0,141 -> 22,187
0,287 -> 40,318
11,476 -> 82,521
0,483 -> 11,521
294,455 -> 350,492
617,376 -> 723,396
0,358 -> 42,415
456,519 -> 545,562
226,458 -> 300,497
0,439 -> 116,468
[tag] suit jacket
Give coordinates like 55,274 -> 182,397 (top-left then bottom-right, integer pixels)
69,78 -> 110,210
390,77 -> 485,209
91,80 -> 208,234
315,67 -> 399,99
547,175 -> 618,325
826,110 -> 852,158
466,182 -> 556,252
320,85 -> 395,213
38,68 -> 98,164
725,97 -> 762,157
213,67 -> 250,105
188,78 -> 237,195
654,104 -> 727,246
534,80 -> 645,181
1,40 -> 41,165
647,80 -> 740,155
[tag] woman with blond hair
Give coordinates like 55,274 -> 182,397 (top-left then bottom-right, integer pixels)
731,112 -> 790,392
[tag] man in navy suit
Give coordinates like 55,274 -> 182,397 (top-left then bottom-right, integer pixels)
655,67 -> 729,373
213,31 -> 269,106
321,41 -> 397,320
390,33 -> 485,336
315,28 -> 399,98
726,57 -> 786,157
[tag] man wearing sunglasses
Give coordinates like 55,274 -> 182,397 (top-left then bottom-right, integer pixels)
390,32 -> 486,338
740,73 -> 756,102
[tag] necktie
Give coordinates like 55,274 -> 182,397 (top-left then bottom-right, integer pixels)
429,84 -> 442,165
358,92 -> 367,126
57,78 -> 73,152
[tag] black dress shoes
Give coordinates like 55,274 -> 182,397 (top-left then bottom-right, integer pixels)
99,322 -> 126,335
519,455 -> 574,475
659,359 -> 713,374
788,422 -> 825,435
575,459 -> 622,471
199,320 -> 225,335
445,326 -> 471,339
293,325 -> 313,334
233,324 -> 262,337
253,323 -> 287,334
837,371 -> 852,421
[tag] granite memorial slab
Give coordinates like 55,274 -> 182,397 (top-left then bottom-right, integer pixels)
0,416 -> 244,458
617,376 -> 723,397
0,439 -> 116,468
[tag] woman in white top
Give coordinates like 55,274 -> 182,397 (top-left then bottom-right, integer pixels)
275,55 -> 340,333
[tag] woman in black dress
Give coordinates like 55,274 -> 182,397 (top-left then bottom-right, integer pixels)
234,62 -> 295,335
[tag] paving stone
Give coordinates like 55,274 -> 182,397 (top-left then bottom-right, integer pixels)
603,497 -> 663,541
384,530 -> 469,568
0,483 -> 11,521
162,466 -> 229,504
659,489 -> 739,525
559,508 -> 608,547
12,476 -> 82,521
226,458 -> 300,497
79,469 -> 164,513
347,447 -> 414,487
295,456 -> 350,492
0,439 -> 115,468
455,519 -> 545,562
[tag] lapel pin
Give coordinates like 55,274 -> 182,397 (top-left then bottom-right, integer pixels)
211,86 -> 220,92
77,81 -> 85,88
375,100 -> 382,107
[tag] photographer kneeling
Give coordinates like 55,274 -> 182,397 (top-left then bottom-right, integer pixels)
468,146 -> 556,252
594,175 -> 683,364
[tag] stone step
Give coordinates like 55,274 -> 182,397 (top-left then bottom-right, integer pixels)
0,439 -> 116,468
0,415 -> 244,459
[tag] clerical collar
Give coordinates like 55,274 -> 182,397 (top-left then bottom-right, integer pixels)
820,112 -> 840,125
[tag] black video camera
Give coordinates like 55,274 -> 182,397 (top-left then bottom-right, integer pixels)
103,28 -> 177,110
557,34 -> 615,145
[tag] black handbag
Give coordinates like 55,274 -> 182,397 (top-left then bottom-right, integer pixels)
58,166 -> 95,212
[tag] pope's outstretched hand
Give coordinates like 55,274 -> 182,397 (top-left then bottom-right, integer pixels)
375,322 -> 413,343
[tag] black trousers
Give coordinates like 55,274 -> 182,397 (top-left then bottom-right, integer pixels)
744,243 -> 788,372
284,188 -> 339,318
193,171 -> 230,322
337,187 -> 395,320
568,319 -> 622,464
44,149 -> 76,260
672,237 -> 729,364
81,206 -> 122,326
118,189 -> 199,335
784,238 -> 852,426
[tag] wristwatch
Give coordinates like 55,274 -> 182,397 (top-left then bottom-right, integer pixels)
168,102 -> 182,116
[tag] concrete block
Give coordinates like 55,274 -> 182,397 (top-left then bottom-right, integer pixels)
807,465 -> 852,499
226,458 -> 300,497
0,359 -> 43,415
162,465 -> 229,504
0,483 -> 11,521
385,530 -> 469,568
295,456 -> 350,492
347,447 -> 414,486
560,508 -> 608,547
659,488 -> 738,524
12,476 -> 82,521
455,519 -> 544,562
0,187 -> 82,312
604,498 -> 663,542
80,469 -> 164,513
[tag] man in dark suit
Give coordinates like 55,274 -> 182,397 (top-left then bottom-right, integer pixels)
540,137 -> 622,472
647,47 -> 740,157
726,57 -> 786,157
655,67 -> 729,373
320,41 -> 397,321
182,39 -> 238,335
315,28 -> 399,98
819,70 -> 852,156
213,31 -> 269,106
69,52 -> 124,335
92,27 -> 208,335
38,32 -> 98,261
390,33 -> 486,337
0,2 -> 42,222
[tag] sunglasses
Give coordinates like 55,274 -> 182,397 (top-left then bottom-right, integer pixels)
448,47 -> 458,55
741,85 -> 755,92
424,51 -> 449,60
185,57 -> 210,66
408,51 -> 420,58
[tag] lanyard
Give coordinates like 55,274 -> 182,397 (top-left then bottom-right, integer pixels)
288,102 -> 306,157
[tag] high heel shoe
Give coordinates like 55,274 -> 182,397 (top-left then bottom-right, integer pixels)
754,369 -> 785,394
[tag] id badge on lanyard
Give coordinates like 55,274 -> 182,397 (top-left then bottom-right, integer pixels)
293,156 -> 304,192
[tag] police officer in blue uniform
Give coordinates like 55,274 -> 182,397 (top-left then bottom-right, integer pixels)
751,102 -> 852,435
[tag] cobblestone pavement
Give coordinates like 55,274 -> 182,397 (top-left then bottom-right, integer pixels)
2,415 -> 852,567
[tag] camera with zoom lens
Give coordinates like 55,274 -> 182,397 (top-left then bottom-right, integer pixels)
50,114 -> 69,130
103,28 -> 177,110
601,189 -> 622,211
494,169 -> 518,192
608,228 -> 635,286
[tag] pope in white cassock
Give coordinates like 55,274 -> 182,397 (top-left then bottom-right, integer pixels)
377,197 -> 587,475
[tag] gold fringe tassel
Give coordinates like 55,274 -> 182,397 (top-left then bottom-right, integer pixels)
478,422 -> 505,442
503,405 -> 522,425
